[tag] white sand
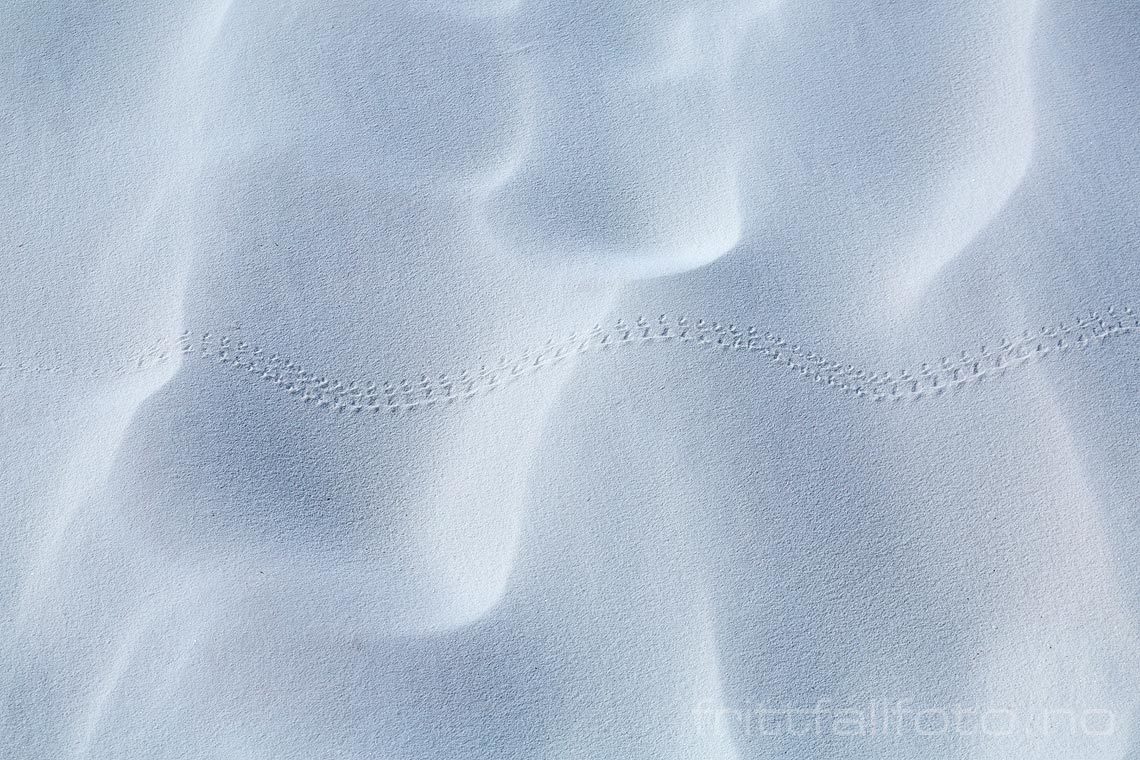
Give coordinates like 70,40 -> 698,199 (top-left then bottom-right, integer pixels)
2,1 -> 1139,758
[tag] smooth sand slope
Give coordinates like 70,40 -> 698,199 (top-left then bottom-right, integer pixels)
2,1 -> 1139,759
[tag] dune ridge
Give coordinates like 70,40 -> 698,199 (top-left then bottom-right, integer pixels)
5,0 -> 1140,757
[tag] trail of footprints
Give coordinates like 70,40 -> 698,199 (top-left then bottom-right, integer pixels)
2,307 -> 1138,411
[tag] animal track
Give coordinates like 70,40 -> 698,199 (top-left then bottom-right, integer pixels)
2,307 -> 1137,411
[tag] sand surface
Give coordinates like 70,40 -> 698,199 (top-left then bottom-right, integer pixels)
3,2 -> 1139,758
